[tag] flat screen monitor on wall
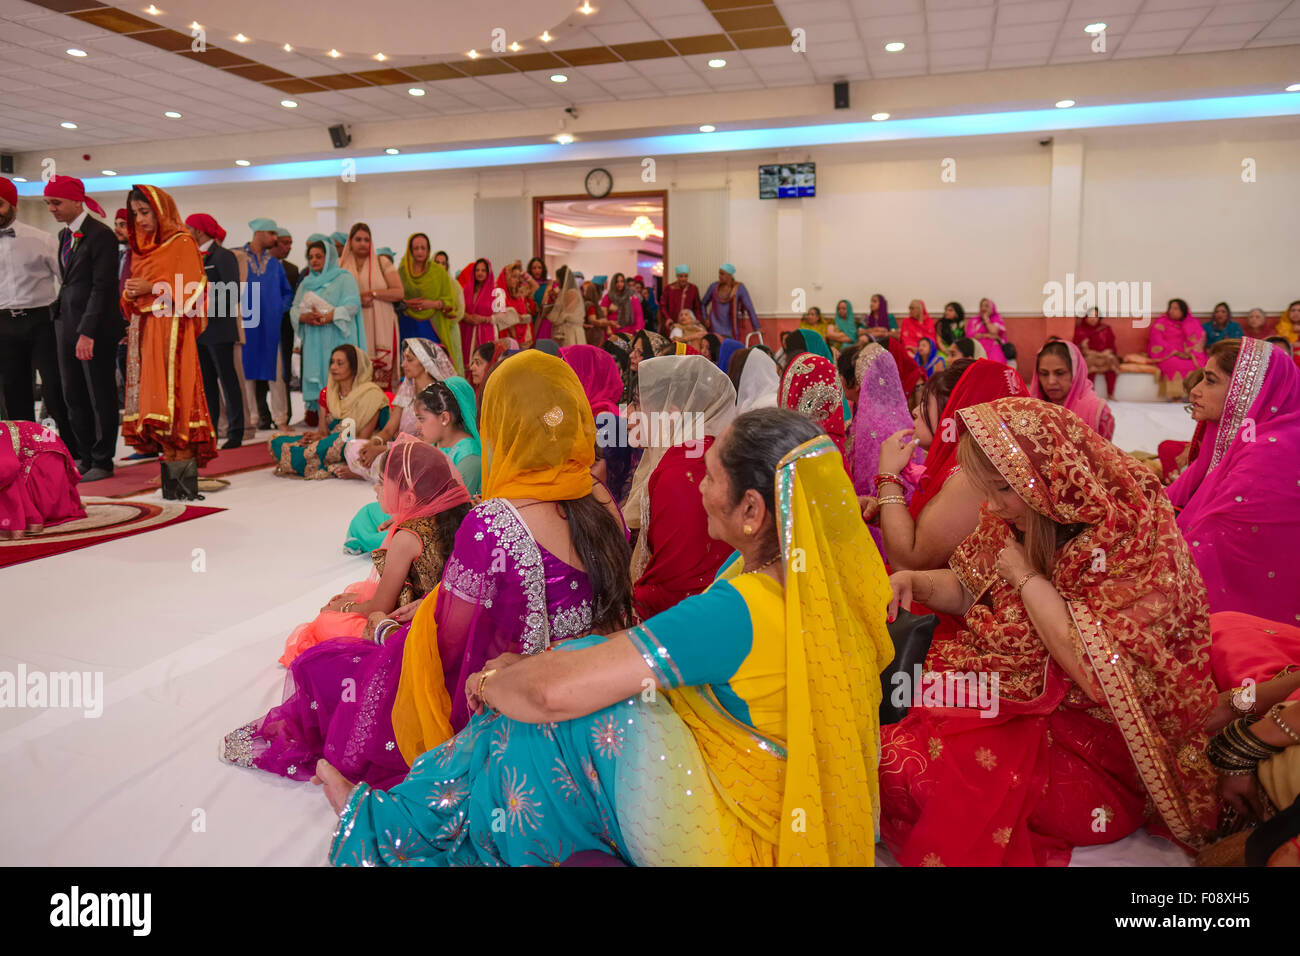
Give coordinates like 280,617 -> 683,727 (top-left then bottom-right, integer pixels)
759,163 -> 816,199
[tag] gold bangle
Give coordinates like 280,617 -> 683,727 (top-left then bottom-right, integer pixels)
341,600 -> 355,613
878,495 -> 907,507
1013,570 -> 1040,597
914,571 -> 934,604
477,668 -> 498,710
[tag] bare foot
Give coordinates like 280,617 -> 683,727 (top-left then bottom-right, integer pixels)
311,759 -> 355,815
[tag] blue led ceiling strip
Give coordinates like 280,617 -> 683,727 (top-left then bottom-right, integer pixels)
15,92 -> 1300,196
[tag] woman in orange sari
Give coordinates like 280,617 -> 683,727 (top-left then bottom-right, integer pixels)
880,397 -> 1219,865
121,184 -> 215,499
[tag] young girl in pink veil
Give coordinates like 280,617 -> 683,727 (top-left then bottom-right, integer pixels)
278,435 -> 473,665
966,297 -> 1010,365
224,437 -> 473,786
1028,338 -> 1115,440
1167,337 -> 1300,622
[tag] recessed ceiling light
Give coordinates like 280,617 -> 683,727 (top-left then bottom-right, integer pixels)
283,43 -> 293,52
468,50 -> 479,59
234,33 -> 249,43
408,87 -> 425,96
189,21 -> 201,31
556,133 -> 575,144
708,58 -> 726,68
698,124 -> 715,132
1287,83 -> 1300,92
1083,22 -> 1107,34
1055,99 -> 1075,108
578,1 -> 595,14
66,48 -> 87,57
540,31 -> 552,42
101,169 -> 117,176
884,41 -> 905,52
374,52 -> 386,61
145,5 -> 162,15
235,160 -> 251,166
385,147 -> 400,155
871,112 -> 890,121
509,42 -> 521,52
60,121 -> 78,129
550,73 -> 568,83
164,110 -> 182,118
280,99 -> 298,108
328,49 -> 341,58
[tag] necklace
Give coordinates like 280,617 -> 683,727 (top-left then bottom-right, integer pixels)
746,552 -> 781,574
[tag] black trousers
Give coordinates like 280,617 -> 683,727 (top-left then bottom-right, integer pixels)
57,320 -> 120,471
280,312 -> 295,390
197,341 -> 244,441
0,307 -> 76,457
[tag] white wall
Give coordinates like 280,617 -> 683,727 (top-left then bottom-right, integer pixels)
16,117 -> 1298,317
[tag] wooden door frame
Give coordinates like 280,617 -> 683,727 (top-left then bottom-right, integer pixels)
533,190 -> 669,274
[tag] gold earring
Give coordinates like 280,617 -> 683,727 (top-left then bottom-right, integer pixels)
743,524 -> 754,535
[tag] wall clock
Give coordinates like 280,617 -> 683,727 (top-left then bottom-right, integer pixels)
585,168 -> 613,198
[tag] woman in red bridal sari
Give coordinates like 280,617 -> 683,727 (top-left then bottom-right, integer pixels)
879,397 -> 1219,866
0,421 -> 85,537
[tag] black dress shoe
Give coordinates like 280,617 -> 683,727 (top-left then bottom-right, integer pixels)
221,438 -> 242,450
79,466 -> 113,482
257,416 -> 273,430
77,461 -> 92,476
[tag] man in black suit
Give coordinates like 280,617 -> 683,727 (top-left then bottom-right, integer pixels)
44,176 -> 122,482
185,214 -> 244,449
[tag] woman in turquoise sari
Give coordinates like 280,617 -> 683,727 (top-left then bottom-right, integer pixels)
291,235 -> 364,417
344,376 -> 481,553
797,327 -> 835,362
271,345 -> 390,478
315,407 -> 895,866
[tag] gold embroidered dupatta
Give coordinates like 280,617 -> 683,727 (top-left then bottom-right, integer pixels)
952,397 -> 1219,846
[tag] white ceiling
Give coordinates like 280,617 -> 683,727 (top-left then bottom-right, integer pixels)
1,0 -> 1298,154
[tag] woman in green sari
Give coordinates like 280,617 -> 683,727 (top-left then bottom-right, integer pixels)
399,233 -> 464,375
271,345 -> 390,479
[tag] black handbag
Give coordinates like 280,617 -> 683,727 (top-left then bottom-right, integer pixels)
879,608 -> 939,726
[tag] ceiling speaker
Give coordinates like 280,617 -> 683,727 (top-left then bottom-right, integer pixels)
833,81 -> 849,110
328,124 -> 351,149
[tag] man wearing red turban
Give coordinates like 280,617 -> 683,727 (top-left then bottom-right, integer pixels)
43,175 -> 122,482
185,213 -> 244,448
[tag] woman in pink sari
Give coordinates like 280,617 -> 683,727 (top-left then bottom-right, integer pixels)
1168,337 -> 1300,623
339,223 -> 404,389
457,257 -> 497,361
898,299 -> 937,354
1028,338 -> 1116,440
966,297 -> 1009,364
1148,297 -> 1207,399
0,421 -> 85,538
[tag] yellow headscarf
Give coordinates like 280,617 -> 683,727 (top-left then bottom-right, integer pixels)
480,349 -> 595,501
325,345 -> 390,426
667,434 -> 895,865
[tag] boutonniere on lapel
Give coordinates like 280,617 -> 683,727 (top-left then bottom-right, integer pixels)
71,230 -> 85,250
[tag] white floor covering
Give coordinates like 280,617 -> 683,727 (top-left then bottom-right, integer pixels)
0,400 -> 1198,866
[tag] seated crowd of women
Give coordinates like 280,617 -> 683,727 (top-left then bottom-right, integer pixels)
218,297 -> 1299,868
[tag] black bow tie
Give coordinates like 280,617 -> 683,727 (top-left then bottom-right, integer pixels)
0,227 -> 15,238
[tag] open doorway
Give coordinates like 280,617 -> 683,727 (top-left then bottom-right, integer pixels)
534,192 -> 666,298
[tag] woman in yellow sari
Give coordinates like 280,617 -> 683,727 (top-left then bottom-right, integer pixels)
398,232 -> 464,374
317,406 -> 895,866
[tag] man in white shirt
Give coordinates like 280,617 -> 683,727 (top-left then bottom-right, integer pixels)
0,177 -> 74,447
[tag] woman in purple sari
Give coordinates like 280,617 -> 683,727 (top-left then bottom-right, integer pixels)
221,438 -> 473,788
387,349 -> 634,763
849,343 -> 924,559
